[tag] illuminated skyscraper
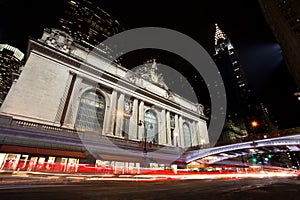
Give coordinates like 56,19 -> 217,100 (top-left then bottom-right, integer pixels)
0,44 -> 24,107
213,24 -> 250,140
213,24 -> 277,141
214,24 -> 250,103
258,0 -> 300,89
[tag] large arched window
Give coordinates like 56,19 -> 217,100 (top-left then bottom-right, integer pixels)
75,90 -> 106,133
144,110 -> 158,143
183,123 -> 192,147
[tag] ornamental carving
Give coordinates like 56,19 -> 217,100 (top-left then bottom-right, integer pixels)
45,28 -> 73,54
125,59 -> 168,90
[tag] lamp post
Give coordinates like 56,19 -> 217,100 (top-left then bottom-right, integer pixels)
138,120 -> 153,155
250,120 -> 259,160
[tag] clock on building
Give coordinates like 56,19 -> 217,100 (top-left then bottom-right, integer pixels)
151,74 -> 158,82
124,100 -> 131,114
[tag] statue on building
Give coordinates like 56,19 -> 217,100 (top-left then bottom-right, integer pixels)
126,59 -> 169,90
197,104 -> 205,115
43,28 -> 73,54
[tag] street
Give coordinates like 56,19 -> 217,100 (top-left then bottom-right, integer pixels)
0,177 -> 300,200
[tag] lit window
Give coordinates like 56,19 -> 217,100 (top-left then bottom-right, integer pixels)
144,110 -> 158,143
183,123 -> 192,147
75,90 -> 106,133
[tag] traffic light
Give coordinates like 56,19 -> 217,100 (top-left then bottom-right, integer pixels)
251,157 -> 258,163
266,154 -> 273,159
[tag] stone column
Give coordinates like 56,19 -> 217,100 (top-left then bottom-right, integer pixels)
100,92 -> 109,136
115,93 -> 124,137
166,111 -> 171,145
105,90 -> 117,135
174,115 -> 179,147
138,100 -> 144,140
191,121 -> 198,146
128,98 -> 138,140
54,72 -> 74,126
195,121 -> 202,146
65,76 -> 82,128
178,116 -> 184,148
200,120 -> 209,144
196,120 -> 209,145
159,109 -> 167,145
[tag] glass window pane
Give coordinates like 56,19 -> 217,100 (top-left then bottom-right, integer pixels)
183,123 -> 192,147
144,110 -> 158,143
76,90 -> 106,133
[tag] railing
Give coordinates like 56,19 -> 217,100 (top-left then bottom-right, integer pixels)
7,118 -> 78,137
183,132 -> 300,163
213,128 -> 300,147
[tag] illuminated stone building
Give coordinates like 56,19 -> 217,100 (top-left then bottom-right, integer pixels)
0,44 -> 24,107
258,0 -> 300,88
0,28 -> 208,171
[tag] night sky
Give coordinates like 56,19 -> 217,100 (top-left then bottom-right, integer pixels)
0,0 -> 299,129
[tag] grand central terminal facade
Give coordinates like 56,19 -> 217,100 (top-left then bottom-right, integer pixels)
0,28 -> 209,172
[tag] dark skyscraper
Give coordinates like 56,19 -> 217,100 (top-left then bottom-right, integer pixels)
258,0 -> 300,89
51,0 -> 125,62
213,24 -> 277,142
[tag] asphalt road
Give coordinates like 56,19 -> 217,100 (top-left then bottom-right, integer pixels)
0,177 -> 300,200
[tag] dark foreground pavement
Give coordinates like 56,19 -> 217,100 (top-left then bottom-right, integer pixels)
0,176 -> 300,200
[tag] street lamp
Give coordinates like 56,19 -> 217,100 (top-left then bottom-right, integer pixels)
250,120 -> 259,141
250,120 -> 259,158
251,120 -> 258,136
138,120 -> 153,155
251,121 -> 258,128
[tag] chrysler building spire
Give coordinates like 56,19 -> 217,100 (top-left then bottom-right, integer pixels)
214,23 -> 234,54
214,23 -> 227,45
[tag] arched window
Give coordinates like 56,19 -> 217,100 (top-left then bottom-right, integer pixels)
183,123 -> 192,147
144,110 -> 158,143
75,90 -> 106,133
